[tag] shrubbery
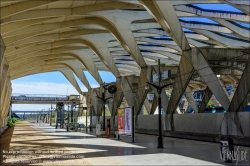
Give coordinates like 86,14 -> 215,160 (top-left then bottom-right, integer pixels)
7,117 -> 22,127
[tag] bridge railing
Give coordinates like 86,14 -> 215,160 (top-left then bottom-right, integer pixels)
11,94 -> 68,101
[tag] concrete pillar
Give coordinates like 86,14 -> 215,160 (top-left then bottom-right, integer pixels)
166,55 -> 194,114
60,68 -> 82,93
91,89 -> 99,118
0,36 -> 6,133
228,59 -> 250,112
198,87 -> 213,113
73,50 -> 103,85
151,65 -> 173,113
229,86 -> 237,101
2,81 -> 11,127
185,48 -> 230,110
1,65 -> 9,112
143,98 -> 151,115
223,86 -> 230,98
108,82 -> 123,115
166,55 -> 194,131
79,35 -> 121,78
92,88 -> 103,118
184,86 -> 198,113
1,77 -> 10,118
176,106 -> 183,114
150,94 -> 158,114
119,76 -> 136,107
64,61 -> 91,90
109,81 -> 124,128
134,70 -> 150,116
182,100 -> 189,112
78,93 -> 87,116
211,95 -> 220,107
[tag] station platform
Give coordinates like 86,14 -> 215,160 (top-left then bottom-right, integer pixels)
1,122 -> 249,165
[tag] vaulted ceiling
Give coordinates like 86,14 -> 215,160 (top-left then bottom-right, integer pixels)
1,0 -> 249,92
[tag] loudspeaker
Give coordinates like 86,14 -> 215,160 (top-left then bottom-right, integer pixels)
108,85 -> 117,94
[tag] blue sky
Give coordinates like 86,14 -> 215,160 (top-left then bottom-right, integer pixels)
192,4 -> 243,13
12,71 -> 116,111
11,3 -> 244,111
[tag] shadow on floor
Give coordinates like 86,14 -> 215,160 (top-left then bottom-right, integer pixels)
0,127 -> 15,163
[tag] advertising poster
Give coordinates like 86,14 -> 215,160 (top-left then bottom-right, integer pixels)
124,107 -> 132,136
117,108 -> 124,134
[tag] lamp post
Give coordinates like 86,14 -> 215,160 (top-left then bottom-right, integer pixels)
95,83 -> 117,131
146,59 -> 172,148
97,83 -> 114,131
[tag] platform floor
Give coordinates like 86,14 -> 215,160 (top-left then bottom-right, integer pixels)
2,123 -> 250,165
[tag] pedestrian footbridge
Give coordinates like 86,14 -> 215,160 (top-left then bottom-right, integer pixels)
11,94 -> 76,104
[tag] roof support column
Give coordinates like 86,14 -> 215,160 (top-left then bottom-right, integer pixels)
150,94 -> 158,114
78,93 -> 86,117
184,86 -> 199,113
228,59 -> 250,112
198,87 -> 213,113
90,88 -> 102,120
166,55 -> 194,131
63,61 -> 91,90
1,76 -> 10,120
73,50 -> 103,85
229,86 -> 237,102
108,81 -> 124,129
139,0 -> 190,51
185,48 -> 230,110
96,87 -> 108,119
182,100 -> 189,113
143,98 -> 151,115
119,76 -> 136,107
59,69 -> 82,94
1,64 -> 9,106
89,89 -> 98,116
211,95 -> 220,107
86,89 -> 93,115
152,65 -> 173,113
0,36 -> 6,131
80,35 -> 121,78
2,83 -> 11,119
166,55 -> 194,114
108,82 -> 124,116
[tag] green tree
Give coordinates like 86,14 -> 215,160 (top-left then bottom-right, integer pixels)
143,106 -> 148,115
208,100 -> 214,107
102,106 -> 111,116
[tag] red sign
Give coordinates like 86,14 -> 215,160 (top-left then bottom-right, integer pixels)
118,116 -> 124,134
117,108 -> 124,134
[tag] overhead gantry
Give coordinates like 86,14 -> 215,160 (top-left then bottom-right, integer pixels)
0,0 -> 249,131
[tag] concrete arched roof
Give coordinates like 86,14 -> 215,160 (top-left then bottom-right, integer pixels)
1,0 -> 249,92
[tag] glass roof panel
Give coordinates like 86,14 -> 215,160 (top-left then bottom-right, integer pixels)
179,17 -> 219,24
192,4 -> 244,13
235,21 -> 250,28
